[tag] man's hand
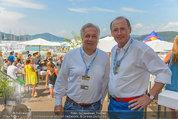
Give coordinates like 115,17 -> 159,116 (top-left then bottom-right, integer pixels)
128,94 -> 152,111
54,105 -> 64,115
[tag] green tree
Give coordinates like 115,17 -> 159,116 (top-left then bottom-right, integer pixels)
65,32 -> 82,49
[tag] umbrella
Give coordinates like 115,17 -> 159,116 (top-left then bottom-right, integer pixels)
18,38 -> 61,54
146,40 -> 173,52
97,36 -> 117,52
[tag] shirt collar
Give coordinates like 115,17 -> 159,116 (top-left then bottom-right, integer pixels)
117,38 -> 131,51
81,46 -> 97,57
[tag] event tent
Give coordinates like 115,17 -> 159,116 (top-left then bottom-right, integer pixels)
145,40 -> 173,52
143,31 -> 164,42
97,36 -> 117,52
0,44 -> 5,47
18,38 -> 61,54
60,42 -> 71,47
143,31 -> 173,52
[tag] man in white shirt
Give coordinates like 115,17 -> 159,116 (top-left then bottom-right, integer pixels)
54,23 -> 110,118
3,59 -> 11,73
7,62 -> 20,79
108,16 -> 172,119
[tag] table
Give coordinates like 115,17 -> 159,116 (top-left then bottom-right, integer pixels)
157,90 -> 178,119
158,90 -> 178,110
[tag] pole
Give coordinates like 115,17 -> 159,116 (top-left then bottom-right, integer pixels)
39,45 -> 40,55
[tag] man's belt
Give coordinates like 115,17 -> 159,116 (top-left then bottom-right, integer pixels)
110,95 -> 141,102
66,96 -> 94,107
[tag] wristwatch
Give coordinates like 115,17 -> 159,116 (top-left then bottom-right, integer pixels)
147,93 -> 155,100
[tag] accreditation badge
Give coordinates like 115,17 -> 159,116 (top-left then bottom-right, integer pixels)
82,76 -> 90,81
80,85 -> 89,90
115,64 -> 120,74
80,76 -> 90,90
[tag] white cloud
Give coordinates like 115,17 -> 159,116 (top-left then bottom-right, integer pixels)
68,8 -> 88,13
0,22 -> 43,35
101,27 -> 110,36
163,22 -> 178,31
0,0 -> 45,9
133,24 -> 143,29
0,7 -> 24,21
132,22 -> 178,35
68,7 -> 116,13
92,7 -> 116,13
57,30 -> 71,38
121,7 -> 146,13
0,7 -> 46,35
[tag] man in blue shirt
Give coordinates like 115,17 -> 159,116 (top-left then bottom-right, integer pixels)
8,51 -> 15,65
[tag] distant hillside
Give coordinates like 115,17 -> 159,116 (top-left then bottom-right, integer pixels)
30,33 -> 65,42
134,31 -> 178,42
0,32 -> 65,42
1,31 -> 177,43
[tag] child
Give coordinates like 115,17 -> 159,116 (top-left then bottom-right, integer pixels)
45,63 -> 58,98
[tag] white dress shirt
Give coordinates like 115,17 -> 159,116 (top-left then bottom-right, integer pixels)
109,39 -> 172,98
7,65 -> 19,79
54,47 -> 110,106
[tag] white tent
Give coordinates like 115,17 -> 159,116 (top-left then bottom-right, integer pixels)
97,36 -> 117,52
0,44 -> 5,47
60,42 -> 71,47
18,38 -> 61,54
145,40 -> 173,52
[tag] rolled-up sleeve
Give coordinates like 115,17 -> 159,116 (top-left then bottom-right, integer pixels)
142,47 -> 172,84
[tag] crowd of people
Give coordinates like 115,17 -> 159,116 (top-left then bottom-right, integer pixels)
1,16 -> 177,119
0,50 -> 64,98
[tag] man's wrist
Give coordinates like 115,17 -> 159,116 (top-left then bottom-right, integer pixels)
147,93 -> 155,100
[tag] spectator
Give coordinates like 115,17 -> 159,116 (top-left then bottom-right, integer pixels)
8,51 -> 15,65
24,59 -> 38,97
165,35 -> 178,119
3,59 -> 11,73
7,62 -> 20,79
46,63 -> 58,98
0,51 -> 3,71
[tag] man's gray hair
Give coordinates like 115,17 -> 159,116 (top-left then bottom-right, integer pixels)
80,23 -> 100,38
110,16 -> 131,30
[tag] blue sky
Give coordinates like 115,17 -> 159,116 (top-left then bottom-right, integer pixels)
0,0 -> 178,38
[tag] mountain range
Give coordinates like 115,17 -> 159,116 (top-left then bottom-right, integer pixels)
0,32 -> 66,42
0,31 -> 178,43
132,31 -> 178,42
